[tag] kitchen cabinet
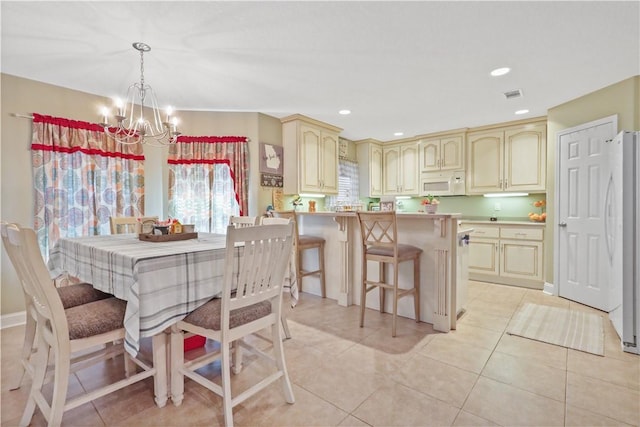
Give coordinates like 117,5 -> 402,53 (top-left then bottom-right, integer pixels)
383,142 -> 418,195
356,139 -> 383,197
464,222 -> 544,288
282,114 -> 342,195
467,121 -> 546,194
419,133 -> 464,172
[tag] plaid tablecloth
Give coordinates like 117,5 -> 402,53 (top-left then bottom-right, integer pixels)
48,233 -> 239,355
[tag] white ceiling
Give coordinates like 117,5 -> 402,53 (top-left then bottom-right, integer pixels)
2,1 -> 639,142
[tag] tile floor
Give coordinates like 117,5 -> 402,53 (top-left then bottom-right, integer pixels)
2,281 -> 639,426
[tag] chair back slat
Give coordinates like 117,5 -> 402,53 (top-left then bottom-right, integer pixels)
229,216 -> 257,228
259,217 -> 291,225
224,224 -> 294,314
110,216 -> 158,234
272,211 -> 299,247
5,225 -> 69,348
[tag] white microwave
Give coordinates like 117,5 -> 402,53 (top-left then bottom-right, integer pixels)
420,170 -> 466,196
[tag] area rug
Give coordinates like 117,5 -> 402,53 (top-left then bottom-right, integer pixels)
507,303 -> 604,356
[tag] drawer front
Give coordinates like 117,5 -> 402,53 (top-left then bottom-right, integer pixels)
469,226 -> 500,239
500,227 -> 544,241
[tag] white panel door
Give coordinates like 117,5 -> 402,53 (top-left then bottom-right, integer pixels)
557,117 -> 617,310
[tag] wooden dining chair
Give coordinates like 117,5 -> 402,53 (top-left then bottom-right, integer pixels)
229,215 -> 257,228
356,211 -> 422,337
259,216 -> 296,338
109,215 -> 158,234
170,223 -> 295,427
273,210 -> 326,297
0,221 -> 111,391
5,224 -> 166,427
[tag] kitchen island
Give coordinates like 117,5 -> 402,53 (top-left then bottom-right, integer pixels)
292,211 -> 462,332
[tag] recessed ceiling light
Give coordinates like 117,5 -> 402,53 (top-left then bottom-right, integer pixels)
338,109 -> 351,115
490,67 -> 511,77
394,132 -> 404,136
515,109 -> 529,115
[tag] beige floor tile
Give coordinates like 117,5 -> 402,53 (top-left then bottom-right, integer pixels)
568,348 -> 640,391
234,383 -> 348,427
456,310 -> 512,333
286,320 -> 359,355
420,337 -> 493,373
358,325 -> 434,355
565,404 -> 635,426
294,352 -> 387,412
394,353 -> 478,408
433,323 -> 503,351
494,333 -> 568,370
117,387 -> 221,426
566,372 -> 640,426
336,342 -> 419,377
352,382 -> 459,426
90,377 -> 159,425
463,376 -> 565,426
521,289 -> 571,309
452,410 -> 498,426
482,351 -> 567,401
338,415 -> 372,426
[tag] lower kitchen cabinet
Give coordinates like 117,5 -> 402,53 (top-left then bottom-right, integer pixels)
464,222 -> 544,288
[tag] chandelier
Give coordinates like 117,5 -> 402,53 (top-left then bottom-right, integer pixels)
101,42 -> 180,146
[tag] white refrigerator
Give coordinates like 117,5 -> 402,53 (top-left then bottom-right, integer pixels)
607,131 -> 639,354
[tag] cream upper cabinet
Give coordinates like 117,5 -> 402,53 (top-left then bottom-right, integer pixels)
467,121 -> 546,194
282,115 -> 342,195
383,142 -> 418,195
356,139 -> 383,197
419,134 -> 464,172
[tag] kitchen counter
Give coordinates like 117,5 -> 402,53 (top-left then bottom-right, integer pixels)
461,219 -> 546,226
289,210 -> 463,332
295,211 -> 463,220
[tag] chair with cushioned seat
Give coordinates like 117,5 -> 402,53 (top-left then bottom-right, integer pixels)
0,221 -> 111,391
4,224 -> 166,426
170,223 -> 295,427
356,211 -> 422,337
273,210 -> 326,298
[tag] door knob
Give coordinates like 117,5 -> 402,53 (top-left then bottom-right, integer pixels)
558,222 -> 567,227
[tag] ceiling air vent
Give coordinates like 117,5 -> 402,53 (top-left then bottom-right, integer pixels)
504,89 -> 523,99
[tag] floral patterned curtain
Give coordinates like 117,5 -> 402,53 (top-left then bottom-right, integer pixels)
168,135 -> 249,233
31,113 -> 145,257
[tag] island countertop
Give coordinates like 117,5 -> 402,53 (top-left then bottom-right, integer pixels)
292,211 -> 463,219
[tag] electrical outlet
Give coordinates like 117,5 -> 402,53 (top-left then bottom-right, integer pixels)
494,203 -> 501,211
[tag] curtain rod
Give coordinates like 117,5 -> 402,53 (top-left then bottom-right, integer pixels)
12,113 -> 34,119
11,113 -> 253,142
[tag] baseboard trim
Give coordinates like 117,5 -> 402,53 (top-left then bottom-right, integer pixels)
1,311 -> 26,329
543,281 -> 556,295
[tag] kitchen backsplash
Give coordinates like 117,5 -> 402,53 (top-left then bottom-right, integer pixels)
280,194 -> 546,221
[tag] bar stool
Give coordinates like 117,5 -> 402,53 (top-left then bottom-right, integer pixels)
273,211 -> 326,298
356,211 -> 422,337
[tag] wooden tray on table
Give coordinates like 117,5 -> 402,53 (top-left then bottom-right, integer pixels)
138,232 -> 198,242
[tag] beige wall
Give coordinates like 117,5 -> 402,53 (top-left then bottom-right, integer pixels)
545,75 -> 640,284
1,74 -> 281,316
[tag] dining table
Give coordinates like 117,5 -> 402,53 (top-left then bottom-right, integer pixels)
48,233 -> 241,357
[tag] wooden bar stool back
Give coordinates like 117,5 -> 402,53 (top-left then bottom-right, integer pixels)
273,210 -> 326,298
356,211 -> 422,336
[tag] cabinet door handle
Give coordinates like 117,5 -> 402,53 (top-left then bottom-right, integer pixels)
498,179 -> 502,188
504,178 -> 508,188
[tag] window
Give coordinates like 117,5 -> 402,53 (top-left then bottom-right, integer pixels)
168,163 -> 239,234
328,159 -> 360,207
